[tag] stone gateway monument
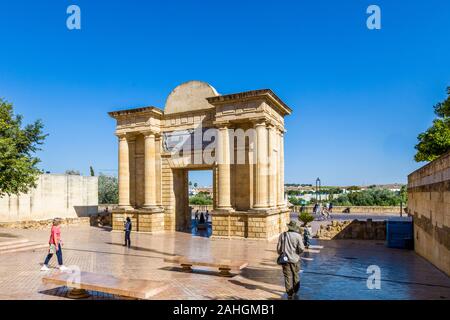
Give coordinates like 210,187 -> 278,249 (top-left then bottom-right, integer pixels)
109,81 -> 292,240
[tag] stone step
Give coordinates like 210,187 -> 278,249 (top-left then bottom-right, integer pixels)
0,242 -> 48,255
0,238 -> 30,247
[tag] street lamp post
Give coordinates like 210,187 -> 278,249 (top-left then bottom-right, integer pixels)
316,177 -> 321,203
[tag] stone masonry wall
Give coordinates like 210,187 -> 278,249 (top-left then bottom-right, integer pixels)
112,211 -> 165,233
315,219 -> 386,240
212,210 -> 289,240
0,174 -> 98,223
408,151 -> 450,276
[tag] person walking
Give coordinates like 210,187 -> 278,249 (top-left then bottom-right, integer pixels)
199,212 -> 205,224
194,210 -> 199,221
277,221 -> 305,299
124,217 -> 132,248
41,218 -> 68,271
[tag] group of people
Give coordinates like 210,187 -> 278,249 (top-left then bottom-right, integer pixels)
312,203 -> 333,219
194,209 -> 209,224
40,213 -> 309,301
40,216 -> 133,272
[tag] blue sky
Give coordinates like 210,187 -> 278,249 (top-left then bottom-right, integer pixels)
0,0 -> 449,186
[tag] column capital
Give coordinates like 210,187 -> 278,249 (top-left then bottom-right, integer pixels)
252,119 -> 267,128
116,132 -> 137,141
267,122 -> 277,130
116,133 -> 127,140
215,121 -> 231,129
142,131 -> 156,139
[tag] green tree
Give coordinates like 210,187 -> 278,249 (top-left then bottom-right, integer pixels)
400,185 -> 408,204
415,87 -> 450,162
65,169 -> 80,175
298,212 -> 314,226
333,188 -> 402,206
98,174 -> 118,204
288,196 -> 303,206
189,192 -> 213,205
0,99 -> 47,196
90,166 -> 95,176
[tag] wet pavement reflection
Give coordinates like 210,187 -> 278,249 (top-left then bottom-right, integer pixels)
0,225 -> 449,300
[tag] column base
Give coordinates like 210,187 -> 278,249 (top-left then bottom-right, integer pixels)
215,207 -> 234,213
250,206 -> 270,211
141,206 -> 164,212
117,205 -> 133,211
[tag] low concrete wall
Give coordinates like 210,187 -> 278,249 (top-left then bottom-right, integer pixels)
190,205 -> 213,212
98,204 -> 118,213
408,151 -> 450,276
0,174 -> 98,222
293,205 -> 402,214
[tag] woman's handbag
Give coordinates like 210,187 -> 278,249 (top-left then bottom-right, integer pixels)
49,244 -> 57,254
277,232 -> 289,265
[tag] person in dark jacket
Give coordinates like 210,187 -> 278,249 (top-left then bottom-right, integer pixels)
199,212 -> 206,224
124,217 -> 132,248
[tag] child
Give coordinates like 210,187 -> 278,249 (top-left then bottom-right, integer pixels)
303,223 -> 312,249
124,217 -> 132,248
41,218 -> 68,271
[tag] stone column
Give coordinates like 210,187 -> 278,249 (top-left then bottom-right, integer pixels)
143,132 -> 157,208
155,136 -> 162,206
253,121 -> 269,209
268,124 -> 276,207
217,125 -> 232,210
128,136 -> 136,207
278,130 -> 285,207
276,129 -> 282,206
118,134 -> 131,209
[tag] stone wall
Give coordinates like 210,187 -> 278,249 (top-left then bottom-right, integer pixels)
0,174 -> 98,223
98,204 -> 118,213
293,205 -> 402,214
190,205 -> 213,212
0,217 -> 91,229
212,210 -> 289,240
193,205 -> 403,214
315,219 -> 386,240
408,151 -> 450,276
112,210 -> 165,233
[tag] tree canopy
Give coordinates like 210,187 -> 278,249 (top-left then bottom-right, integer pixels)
98,174 -> 118,204
415,87 -> 450,162
333,188 -> 403,206
0,99 -> 47,196
189,192 -> 213,205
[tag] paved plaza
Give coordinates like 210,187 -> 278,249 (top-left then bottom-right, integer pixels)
0,224 -> 449,300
